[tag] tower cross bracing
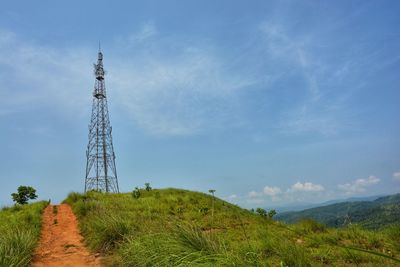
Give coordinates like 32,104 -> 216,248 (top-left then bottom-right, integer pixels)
85,50 -> 119,193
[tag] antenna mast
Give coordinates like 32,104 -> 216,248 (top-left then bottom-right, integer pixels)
85,49 -> 119,193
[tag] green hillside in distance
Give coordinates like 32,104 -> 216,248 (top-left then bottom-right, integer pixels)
276,194 -> 400,230
63,188 -> 400,266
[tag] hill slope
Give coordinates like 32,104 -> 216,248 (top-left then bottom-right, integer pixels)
0,201 -> 48,266
276,194 -> 400,229
64,188 -> 400,266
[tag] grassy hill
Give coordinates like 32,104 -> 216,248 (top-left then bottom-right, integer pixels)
276,194 -> 400,230
0,201 -> 48,266
63,188 -> 400,266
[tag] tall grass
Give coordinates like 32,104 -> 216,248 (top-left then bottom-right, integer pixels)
0,201 -> 48,267
120,223 -> 237,267
64,189 -> 400,266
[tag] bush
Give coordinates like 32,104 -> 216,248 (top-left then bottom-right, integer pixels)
256,208 -> 267,217
132,187 -> 141,199
268,209 -> 277,218
145,183 -> 152,191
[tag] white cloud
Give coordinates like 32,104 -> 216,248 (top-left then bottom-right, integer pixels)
263,186 -> 282,196
338,175 -> 380,194
247,182 -> 323,205
248,186 -> 282,199
248,191 -> 262,198
393,172 -> 400,181
290,182 -> 324,192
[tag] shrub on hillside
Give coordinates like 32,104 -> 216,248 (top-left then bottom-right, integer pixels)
256,208 -> 267,217
132,187 -> 141,199
145,183 -> 152,191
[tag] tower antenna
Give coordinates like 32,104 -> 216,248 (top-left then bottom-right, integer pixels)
84,49 -> 119,193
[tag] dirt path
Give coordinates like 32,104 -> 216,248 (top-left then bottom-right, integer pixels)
33,204 -> 101,267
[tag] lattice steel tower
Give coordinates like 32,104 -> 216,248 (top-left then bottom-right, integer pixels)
85,49 -> 119,193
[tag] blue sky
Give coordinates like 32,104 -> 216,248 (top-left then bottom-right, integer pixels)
1,0 -> 399,208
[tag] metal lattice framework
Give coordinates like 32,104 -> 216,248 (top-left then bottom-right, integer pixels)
85,50 -> 119,193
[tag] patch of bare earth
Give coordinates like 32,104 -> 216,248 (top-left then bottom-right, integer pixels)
33,204 -> 101,267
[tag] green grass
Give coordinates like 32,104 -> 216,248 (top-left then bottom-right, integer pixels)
0,201 -> 48,267
63,189 -> 400,266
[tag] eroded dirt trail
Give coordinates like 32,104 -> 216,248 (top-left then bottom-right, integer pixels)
33,204 -> 101,267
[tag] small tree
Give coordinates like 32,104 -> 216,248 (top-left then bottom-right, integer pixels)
132,187 -> 141,199
268,209 -> 277,219
256,207 -> 267,217
145,183 -> 152,191
11,186 -> 38,205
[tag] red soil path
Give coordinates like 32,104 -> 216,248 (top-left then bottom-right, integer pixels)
33,204 -> 101,267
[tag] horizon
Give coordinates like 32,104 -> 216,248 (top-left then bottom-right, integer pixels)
1,0 -> 400,208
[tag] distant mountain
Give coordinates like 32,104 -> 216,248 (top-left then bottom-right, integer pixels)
319,195 -> 384,206
265,195 -> 384,213
264,202 -> 318,213
275,193 -> 400,229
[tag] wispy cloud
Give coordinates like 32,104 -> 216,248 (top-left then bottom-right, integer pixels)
0,15 -> 388,140
128,21 -> 158,43
110,49 -> 254,136
258,21 -> 359,137
260,22 -> 321,101
279,105 -> 342,136
0,28 -> 92,118
393,172 -> 400,181
0,26 -> 255,136
110,24 -> 256,136
289,182 -> 324,192
338,175 -> 380,195
248,190 -> 263,198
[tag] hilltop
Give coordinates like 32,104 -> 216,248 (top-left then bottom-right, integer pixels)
276,193 -> 400,229
62,188 -> 400,266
